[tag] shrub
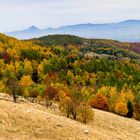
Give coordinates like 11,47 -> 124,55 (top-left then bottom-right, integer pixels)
29,89 -> 38,103
7,79 -> 23,103
77,102 -> 94,124
37,95 -> 44,104
135,92 -> 140,113
115,102 -> 128,116
59,95 -> 72,118
0,80 -> 6,92
91,93 -> 109,111
108,87 -> 118,111
44,86 -> 59,107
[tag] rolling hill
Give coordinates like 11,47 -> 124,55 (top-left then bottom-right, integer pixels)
31,34 -> 140,59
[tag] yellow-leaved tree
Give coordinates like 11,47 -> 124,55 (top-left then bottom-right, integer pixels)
115,84 -> 134,116
20,75 -> 34,87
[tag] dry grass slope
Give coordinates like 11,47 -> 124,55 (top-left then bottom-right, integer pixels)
0,93 -> 140,140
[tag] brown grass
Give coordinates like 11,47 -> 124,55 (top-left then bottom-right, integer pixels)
0,93 -> 140,140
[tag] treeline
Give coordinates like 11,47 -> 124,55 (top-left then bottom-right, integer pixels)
31,34 -> 140,59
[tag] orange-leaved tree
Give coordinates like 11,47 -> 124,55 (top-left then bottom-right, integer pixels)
91,93 -> 109,111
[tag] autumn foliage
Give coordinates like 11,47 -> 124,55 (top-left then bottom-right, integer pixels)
0,33 -> 140,121
91,93 -> 109,111
115,102 -> 128,116
59,89 -> 94,123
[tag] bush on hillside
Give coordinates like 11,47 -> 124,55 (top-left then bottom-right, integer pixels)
91,93 -> 109,111
115,102 -> 128,116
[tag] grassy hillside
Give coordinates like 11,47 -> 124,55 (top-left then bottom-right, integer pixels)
0,95 -> 140,140
0,33 -> 140,122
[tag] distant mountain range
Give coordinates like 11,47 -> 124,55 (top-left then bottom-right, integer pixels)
5,20 -> 140,42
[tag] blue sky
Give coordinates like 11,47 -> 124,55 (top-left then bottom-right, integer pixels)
0,0 -> 140,32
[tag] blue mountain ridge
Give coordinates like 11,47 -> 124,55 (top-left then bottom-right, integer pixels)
5,20 -> 140,42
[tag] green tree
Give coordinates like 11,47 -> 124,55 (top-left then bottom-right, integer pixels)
127,100 -> 134,118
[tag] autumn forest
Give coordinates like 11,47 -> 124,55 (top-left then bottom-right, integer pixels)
0,34 -> 140,123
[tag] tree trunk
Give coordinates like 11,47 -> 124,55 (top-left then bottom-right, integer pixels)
13,94 -> 17,103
